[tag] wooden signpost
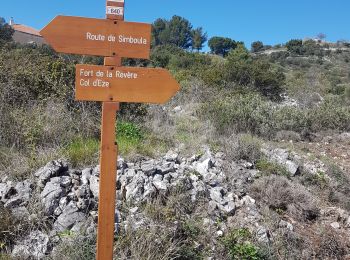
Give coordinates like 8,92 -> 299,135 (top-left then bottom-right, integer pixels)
75,64 -> 180,103
41,16 -> 151,59
40,1 -> 180,259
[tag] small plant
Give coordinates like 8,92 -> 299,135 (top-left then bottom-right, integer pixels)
187,170 -> 203,180
63,137 -> 100,167
256,159 -> 290,177
182,220 -> 201,238
58,230 -> 75,238
303,171 -> 328,189
314,171 -> 328,188
275,207 -> 286,215
117,121 -> 143,141
222,228 -> 262,260
116,121 -> 144,155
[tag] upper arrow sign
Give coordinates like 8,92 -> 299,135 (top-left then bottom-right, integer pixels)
40,15 -> 151,59
75,64 -> 180,104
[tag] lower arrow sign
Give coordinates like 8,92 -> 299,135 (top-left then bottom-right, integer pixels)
75,65 -> 180,104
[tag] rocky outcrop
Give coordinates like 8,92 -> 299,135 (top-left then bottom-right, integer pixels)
4,145 -> 349,259
1,150 -> 265,258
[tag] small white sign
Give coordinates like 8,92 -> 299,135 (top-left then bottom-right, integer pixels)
108,0 -> 124,2
106,6 -> 124,16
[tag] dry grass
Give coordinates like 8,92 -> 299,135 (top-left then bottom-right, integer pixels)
114,224 -> 183,260
145,78 -> 216,157
222,133 -> 262,163
251,175 -> 320,222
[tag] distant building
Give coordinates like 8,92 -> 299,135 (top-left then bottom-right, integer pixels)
9,18 -> 45,45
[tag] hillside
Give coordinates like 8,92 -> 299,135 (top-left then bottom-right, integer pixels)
0,17 -> 350,259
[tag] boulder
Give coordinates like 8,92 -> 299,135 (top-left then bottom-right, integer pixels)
0,183 -> 8,199
164,150 -> 179,162
92,165 -> 100,176
157,162 -> 175,175
209,187 -> 225,205
153,180 -> 168,192
141,160 -> 156,176
194,158 -> 213,176
190,180 -> 207,201
15,180 -> 32,199
60,176 -> 72,188
330,222 -> 340,229
89,175 -> 100,199
81,168 -> 92,185
125,173 -> 145,201
262,147 -> 300,176
41,179 -> 66,215
34,160 -> 68,187
256,226 -> 270,243
220,201 -> 235,215
54,201 -> 86,232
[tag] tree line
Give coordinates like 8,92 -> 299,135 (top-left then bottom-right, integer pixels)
151,16 -> 243,55
2,16 -> 348,57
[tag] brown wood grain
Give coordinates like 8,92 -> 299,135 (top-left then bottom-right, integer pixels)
96,102 -> 119,260
75,64 -> 180,104
107,0 -> 124,7
96,6 -> 124,260
40,16 -> 151,59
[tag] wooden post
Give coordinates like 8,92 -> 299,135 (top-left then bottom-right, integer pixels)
96,101 -> 119,260
96,1 -> 125,260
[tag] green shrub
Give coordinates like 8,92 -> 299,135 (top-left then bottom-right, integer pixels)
225,46 -> 285,99
151,45 -> 187,68
309,96 -> 350,131
273,106 -> 309,133
117,121 -> 143,141
198,63 -> 226,87
202,93 -> 350,138
302,171 -> 328,189
286,39 -> 303,55
117,121 -> 143,154
222,228 -> 262,260
202,94 -> 274,137
269,51 -> 290,63
250,59 -> 285,99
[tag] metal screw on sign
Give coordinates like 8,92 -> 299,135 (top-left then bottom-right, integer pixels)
40,0 -> 180,259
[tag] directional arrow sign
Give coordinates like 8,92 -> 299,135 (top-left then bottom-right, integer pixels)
40,16 -> 151,59
75,64 -> 180,103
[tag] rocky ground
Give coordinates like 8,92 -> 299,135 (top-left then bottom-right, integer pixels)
1,142 -> 350,259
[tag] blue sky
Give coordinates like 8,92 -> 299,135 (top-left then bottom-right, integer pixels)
1,0 -> 349,49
